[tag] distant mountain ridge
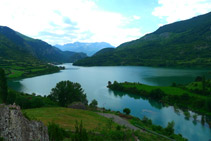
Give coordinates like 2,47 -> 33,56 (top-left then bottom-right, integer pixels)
74,12 -> 211,67
0,26 -> 87,78
0,26 -> 86,63
55,42 -> 114,56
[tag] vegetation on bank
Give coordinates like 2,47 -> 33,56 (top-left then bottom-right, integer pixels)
130,116 -> 187,141
74,12 -> 211,68
107,79 -> 211,117
0,68 -> 188,140
23,107 -> 187,141
48,81 -> 88,107
0,61 -> 63,79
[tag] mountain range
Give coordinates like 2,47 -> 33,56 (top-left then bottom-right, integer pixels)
0,26 -> 86,64
0,26 -> 87,78
74,12 -> 211,68
55,42 -> 114,56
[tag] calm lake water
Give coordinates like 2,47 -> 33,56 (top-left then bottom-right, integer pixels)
9,64 -> 211,141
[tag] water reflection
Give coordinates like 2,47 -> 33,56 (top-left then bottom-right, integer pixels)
8,64 -> 211,141
111,90 -> 141,99
8,80 -> 24,92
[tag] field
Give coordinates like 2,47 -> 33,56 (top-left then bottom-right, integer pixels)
0,58 -> 61,79
122,83 -> 207,100
108,81 -> 211,116
23,107 -> 110,131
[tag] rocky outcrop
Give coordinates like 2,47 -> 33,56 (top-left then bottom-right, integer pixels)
0,104 -> 49,141
67,102 -> 87,110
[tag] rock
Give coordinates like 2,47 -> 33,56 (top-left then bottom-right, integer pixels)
0,104 -> 49,141
67,102 -> 86,110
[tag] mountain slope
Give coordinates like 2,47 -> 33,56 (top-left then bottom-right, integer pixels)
0,26 -> 87,63
0,26 -> 86,78
74,12 -> 211,67
55,42 -> 114,56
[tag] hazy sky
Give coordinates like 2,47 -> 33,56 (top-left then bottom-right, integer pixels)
0,0 -> 210,46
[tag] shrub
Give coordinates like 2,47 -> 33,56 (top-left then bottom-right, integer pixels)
142,116 -> 152,125
149,89 -> 165,100
123,108 -> 131,115
0,68 -> 8,103
164,121 -> 175,136
48,121 -> 70,141
184,111 -> 191,120
89,99 -> 98,109
73,120 -> 88,141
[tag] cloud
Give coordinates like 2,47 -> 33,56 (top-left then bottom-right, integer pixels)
0,0 -> 142,46
133,15 -> 141,20
152,0 -> 211,23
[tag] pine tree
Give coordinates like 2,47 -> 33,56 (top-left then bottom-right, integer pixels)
0,68 -> 8,103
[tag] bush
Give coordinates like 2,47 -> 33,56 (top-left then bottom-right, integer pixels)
89,99 -> 98,109
123,108 -> 131,115
0,68 -> 8,103
164,121 -> 175,136
0,136 -> 4,141
73,120 -> 88,141
184,111 -> 191,120
48,121 -> 70,141
142,116 -> 152,125
149,89 -> 165,100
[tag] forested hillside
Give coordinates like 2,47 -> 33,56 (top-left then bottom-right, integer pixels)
74,12 -> 211,68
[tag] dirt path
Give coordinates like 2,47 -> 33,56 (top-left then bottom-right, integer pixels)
98,113 -> 140,131
98,113 -> 175,141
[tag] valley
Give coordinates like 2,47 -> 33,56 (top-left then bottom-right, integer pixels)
8,63 -> 211,141
0,8 -> 210,141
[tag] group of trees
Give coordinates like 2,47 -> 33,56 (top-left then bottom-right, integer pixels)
108,81 -> 211,115
0,68 -> 89,109
48,81 -> 88,107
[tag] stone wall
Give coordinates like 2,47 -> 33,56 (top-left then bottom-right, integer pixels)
0,104 -> 49,141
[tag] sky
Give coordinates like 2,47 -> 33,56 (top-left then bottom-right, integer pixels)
0,0 -> 210,47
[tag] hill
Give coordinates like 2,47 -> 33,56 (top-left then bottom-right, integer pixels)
23,107 -> 186,140
0,26 -> 86,78
0,26 -> 87,63
55,42 -> 114,56
74,12 -> 211,67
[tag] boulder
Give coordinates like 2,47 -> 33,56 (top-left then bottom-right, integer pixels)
67,102 -> 86,110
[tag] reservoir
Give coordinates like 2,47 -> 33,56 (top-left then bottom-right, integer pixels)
9,64 -> 211,141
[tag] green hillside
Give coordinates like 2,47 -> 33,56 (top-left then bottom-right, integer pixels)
0,26 -> 87,78
74,12 -> 211,68
0,26 -> 86,63
23,107 -> 186,141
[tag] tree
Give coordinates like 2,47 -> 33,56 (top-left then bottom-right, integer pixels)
195,76 -> 203,82
107,81 -> 112,87
89,99 -> 98,109
0,68 -> 8,103
165,121 -> 175,135
149,88 -> 165,100
48,81 -> 88,107
123,108 -> 131,115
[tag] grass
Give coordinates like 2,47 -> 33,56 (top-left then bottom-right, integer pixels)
122,83 -> 207,100
23,107 -> 176,140
0,57 -> 61,79
109,81 -> 211,116
124,83 -> 191,95
23,107 -> 110,131
186,80 -> 211,92
8,70 -> 24,78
